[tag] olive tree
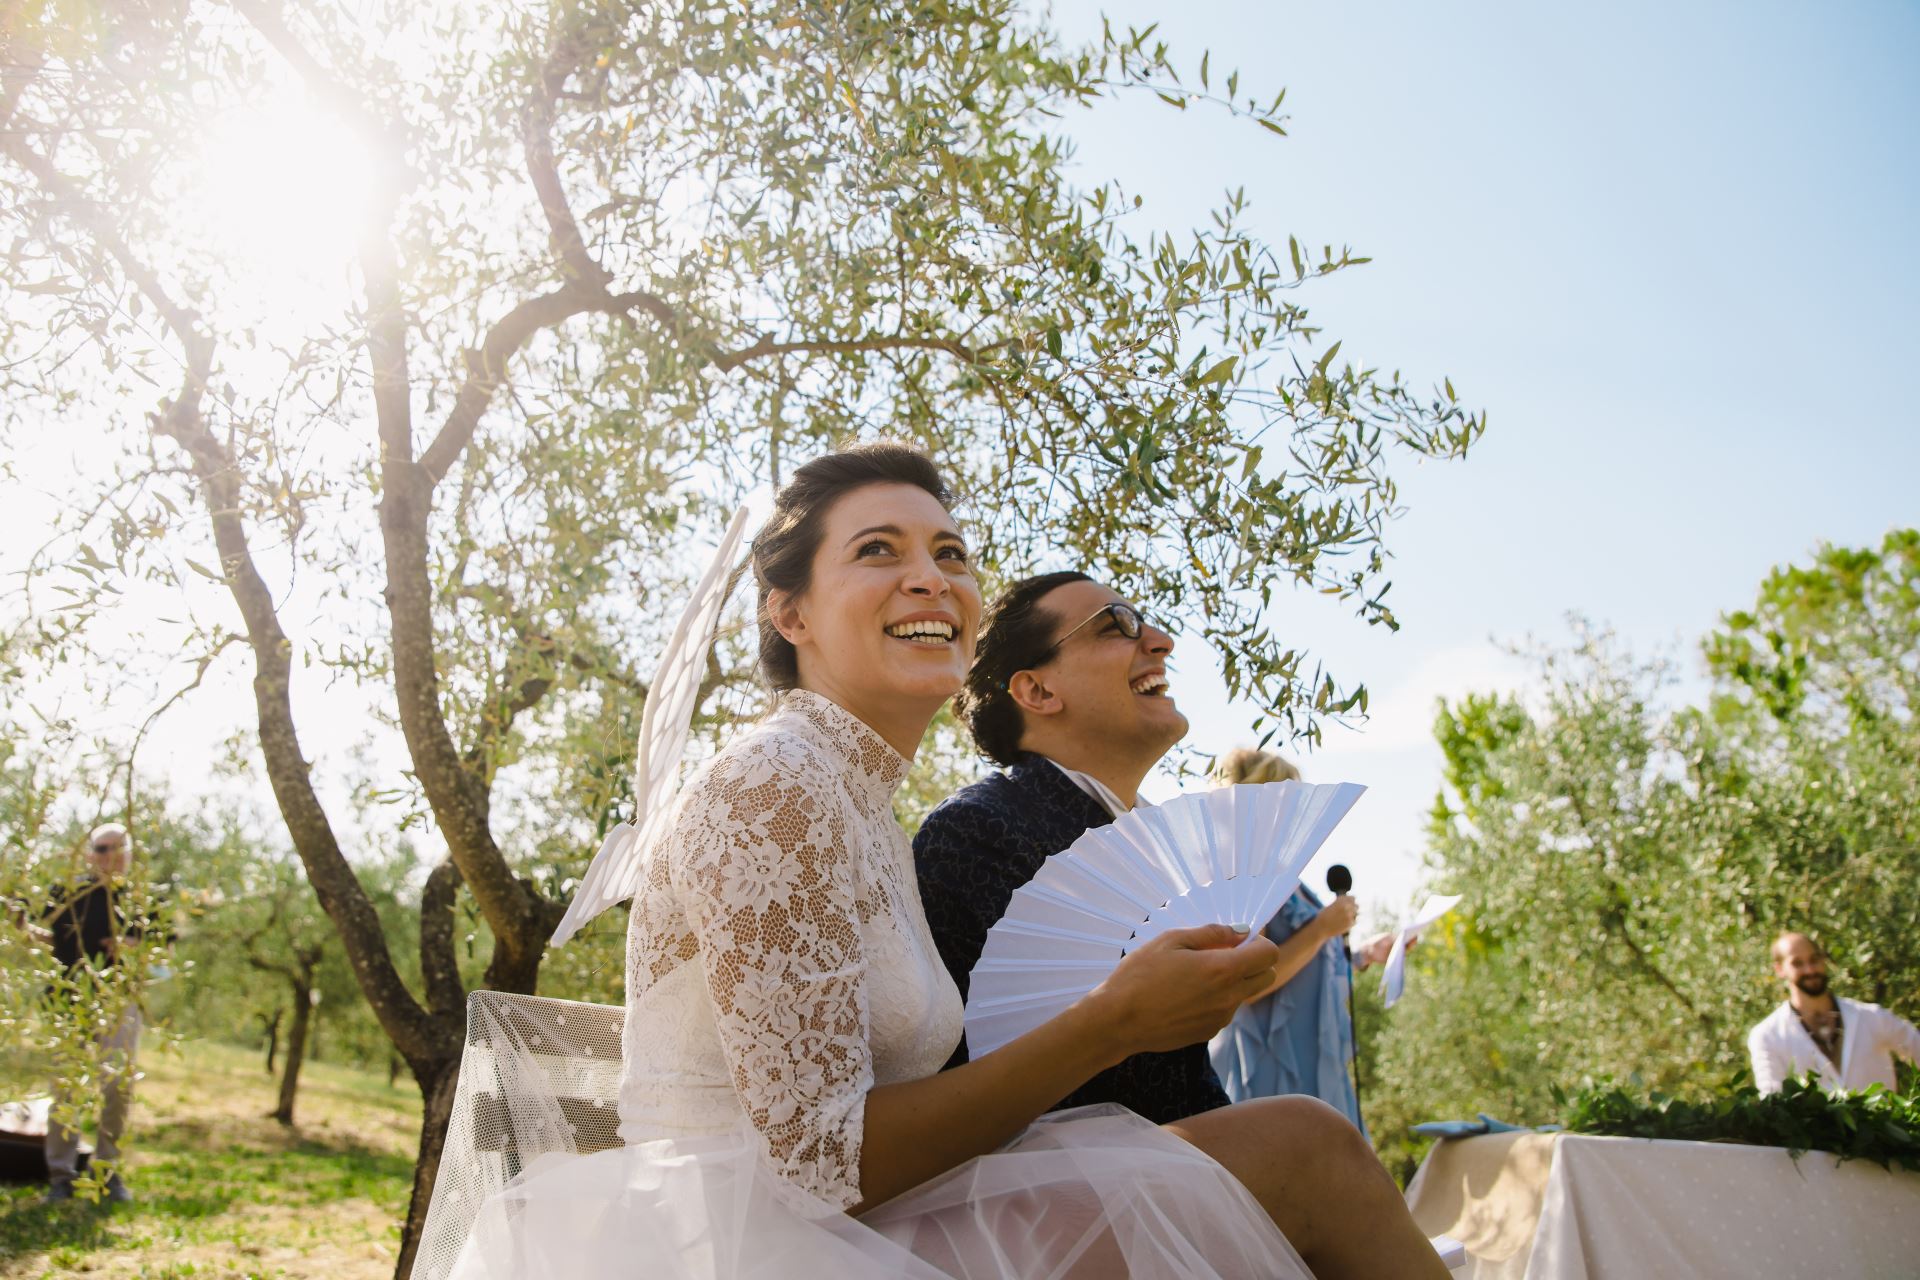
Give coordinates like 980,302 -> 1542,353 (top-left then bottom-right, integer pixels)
2,2 -> 1481,1266
1365,536 -> 1920,1162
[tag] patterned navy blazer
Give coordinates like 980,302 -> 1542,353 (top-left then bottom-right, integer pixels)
911,753 -> 1231,1124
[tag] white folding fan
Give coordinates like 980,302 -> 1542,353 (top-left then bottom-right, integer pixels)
964,779 -> 1365,1059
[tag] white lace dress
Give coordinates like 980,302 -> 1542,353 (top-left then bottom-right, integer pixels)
442,691 -> 1309,1280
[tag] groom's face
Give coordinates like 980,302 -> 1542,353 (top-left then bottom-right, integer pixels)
1026,580 -> 1187,757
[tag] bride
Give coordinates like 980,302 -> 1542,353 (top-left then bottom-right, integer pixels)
429,444 -> 1447,1279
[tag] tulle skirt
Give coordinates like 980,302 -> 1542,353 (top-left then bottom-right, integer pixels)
445,1104 -> 1309,1280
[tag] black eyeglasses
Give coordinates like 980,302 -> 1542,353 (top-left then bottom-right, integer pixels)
92,842 -> 120,854
1024,601 -> 1150,670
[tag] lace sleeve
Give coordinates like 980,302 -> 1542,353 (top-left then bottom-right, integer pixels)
668,739 -> 873,1208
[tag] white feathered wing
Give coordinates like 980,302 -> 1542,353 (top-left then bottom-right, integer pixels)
549,505 -> 752,947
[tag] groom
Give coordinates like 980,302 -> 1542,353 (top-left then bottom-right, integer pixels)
913,572 -> 1228,1123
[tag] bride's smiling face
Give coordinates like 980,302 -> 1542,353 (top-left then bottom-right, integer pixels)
772,482 -> 981,714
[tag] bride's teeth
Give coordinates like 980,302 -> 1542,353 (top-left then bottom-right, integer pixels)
886,620 -> 955,642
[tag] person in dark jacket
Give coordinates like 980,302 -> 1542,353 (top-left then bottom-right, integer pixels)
912,572 -> 1228,1124
20,823 -> 147,1203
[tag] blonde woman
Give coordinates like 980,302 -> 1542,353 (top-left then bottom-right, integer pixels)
1210,750 -> 1394,1131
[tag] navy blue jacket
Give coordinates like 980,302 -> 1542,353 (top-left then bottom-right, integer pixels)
912,753 -> 1231,1124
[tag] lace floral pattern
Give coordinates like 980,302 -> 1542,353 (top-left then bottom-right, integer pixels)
622,691 -> 963,1208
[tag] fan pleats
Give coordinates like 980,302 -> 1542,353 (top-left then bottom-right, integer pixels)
963,780 -> 1365,1058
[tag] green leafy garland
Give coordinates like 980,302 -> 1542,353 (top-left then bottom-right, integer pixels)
1556,1074 -> 1920,1174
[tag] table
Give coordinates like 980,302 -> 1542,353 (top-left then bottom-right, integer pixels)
1405,1131 -> 1920,1279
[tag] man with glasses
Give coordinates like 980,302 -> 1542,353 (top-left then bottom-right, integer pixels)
17,823 -> 148,1203
912,572 -> 1231,1122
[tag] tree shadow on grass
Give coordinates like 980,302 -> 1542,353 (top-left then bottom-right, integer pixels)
138,1127 -> 413,1213
0,1187 -> 124,1260
142,1106 -> 412,1184
0,1125 -> 414,1267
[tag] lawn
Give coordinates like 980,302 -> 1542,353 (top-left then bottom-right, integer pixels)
0,1040 -> 420,1279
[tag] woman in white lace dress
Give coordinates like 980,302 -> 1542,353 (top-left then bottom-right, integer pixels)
440,445 -> 1447,1279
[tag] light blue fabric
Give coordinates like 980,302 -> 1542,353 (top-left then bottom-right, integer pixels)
1207,886 -> 1366,1137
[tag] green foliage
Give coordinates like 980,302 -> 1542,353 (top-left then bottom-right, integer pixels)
3,744 -> 426,1137
1693,530 -> 1920,1006
0,760 -> 176,1159
1705,530 -> 1920,733
1362,533 -> 1920,1164
0,1040 -> 416,1276
1559,1074 -> 1920,1174
1356,914 -> 1556,1184
3,5 -> 1481,1221
150,809 -> 424,1073
2,0 -> 1481,773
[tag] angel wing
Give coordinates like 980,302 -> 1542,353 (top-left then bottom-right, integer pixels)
549,505 -> 752,947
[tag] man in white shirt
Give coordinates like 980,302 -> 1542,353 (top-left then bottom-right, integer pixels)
1746,931 -> 1920,1095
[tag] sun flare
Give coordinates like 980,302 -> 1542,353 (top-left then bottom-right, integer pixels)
183,84 -> 379,329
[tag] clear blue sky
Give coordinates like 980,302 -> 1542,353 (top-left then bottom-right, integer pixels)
1048,0 -> 1920,919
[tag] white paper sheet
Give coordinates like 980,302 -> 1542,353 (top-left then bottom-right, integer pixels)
1381,893 -> 1463,1009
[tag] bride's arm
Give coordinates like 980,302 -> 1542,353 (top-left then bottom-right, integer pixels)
854,922 -> 1277,1211
674,749 -> 1277,1212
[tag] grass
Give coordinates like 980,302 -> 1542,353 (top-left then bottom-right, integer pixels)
0,1040 -> 420,1279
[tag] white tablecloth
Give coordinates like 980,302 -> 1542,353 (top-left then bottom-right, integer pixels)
1406,1131 -> 1920,1279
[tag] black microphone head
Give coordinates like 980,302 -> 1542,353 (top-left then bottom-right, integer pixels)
1326,863 -> 1353,895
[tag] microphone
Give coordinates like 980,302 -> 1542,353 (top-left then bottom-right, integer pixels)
1325,864 -> 1354,959
1325,861 -> 1366,1131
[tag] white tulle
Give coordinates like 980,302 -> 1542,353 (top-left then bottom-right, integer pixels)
417,691 -> 1310,1280
444,1106 -> 1306,1280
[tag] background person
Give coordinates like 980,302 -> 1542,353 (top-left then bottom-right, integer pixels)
34,822 -> 147,1203
1747,931 -> 1920,1095
1207,749 -> 1396,1133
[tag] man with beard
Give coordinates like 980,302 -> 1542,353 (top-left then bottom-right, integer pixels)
912,572 -> 1231,1123
1746,932 -> 1920,1094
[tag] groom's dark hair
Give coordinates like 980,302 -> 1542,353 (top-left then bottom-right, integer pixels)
752,442 -> 954,690
958,571 -> 1093,765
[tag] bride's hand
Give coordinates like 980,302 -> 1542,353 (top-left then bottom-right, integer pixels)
1080,924 -> 1280,1057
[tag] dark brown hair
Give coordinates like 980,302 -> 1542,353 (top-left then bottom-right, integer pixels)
752,443 -> 955,690
956,571 -> 1092,765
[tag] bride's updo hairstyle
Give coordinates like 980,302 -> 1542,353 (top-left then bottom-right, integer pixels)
752,443 -> 955,691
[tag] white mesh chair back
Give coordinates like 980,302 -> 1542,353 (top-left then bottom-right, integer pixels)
410,991 -> 626,1280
